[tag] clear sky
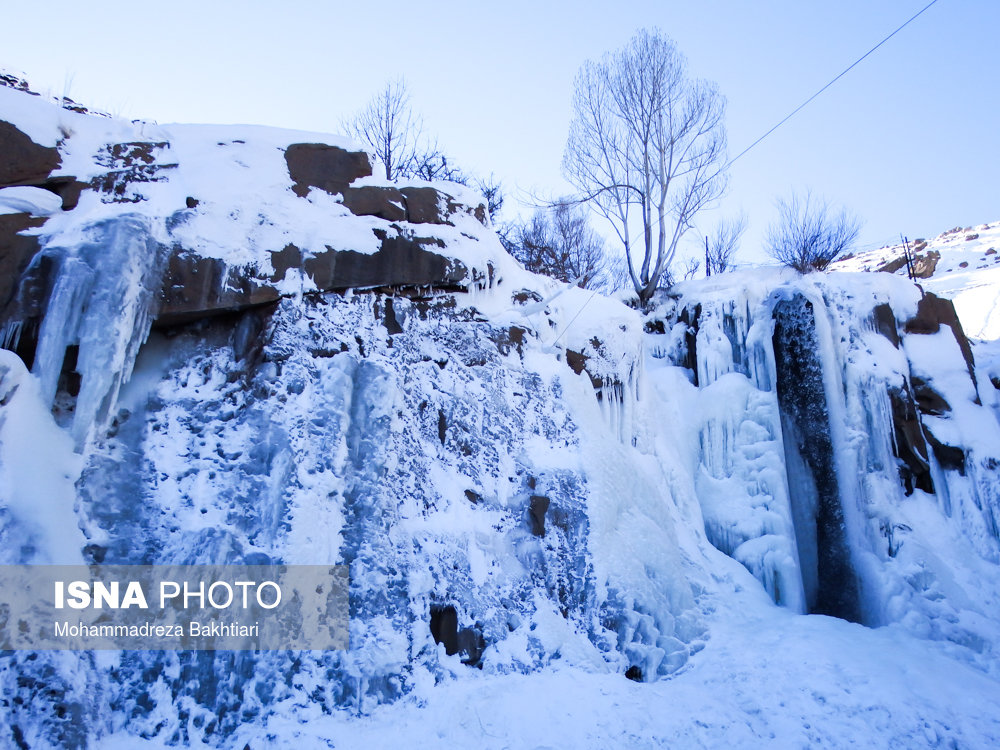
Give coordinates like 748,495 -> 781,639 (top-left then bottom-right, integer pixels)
2,0 -> 997,266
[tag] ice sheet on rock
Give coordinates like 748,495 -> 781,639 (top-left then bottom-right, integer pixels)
655,275 -> 806,612
904,329 -> 1000,557
29,214 -> 166,447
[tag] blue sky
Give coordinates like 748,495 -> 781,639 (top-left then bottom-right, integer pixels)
2,0 -> 997,266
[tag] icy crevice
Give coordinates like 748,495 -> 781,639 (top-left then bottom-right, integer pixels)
772,293 -> 863,623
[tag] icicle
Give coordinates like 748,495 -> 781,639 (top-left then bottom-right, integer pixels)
0,320 -> 24,352
24,214 -> 167,448
32,256 -> 93,405
688,291 -> 806,613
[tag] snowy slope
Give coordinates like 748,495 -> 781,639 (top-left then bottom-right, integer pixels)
1,77 -> 1000,748
832,221 -> 1000,340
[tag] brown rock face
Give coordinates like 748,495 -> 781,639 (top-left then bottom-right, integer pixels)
904,293 -> 976,380
341,186 -> 406,222
0,213 -> 45,312
888,385 -> 933,494
400,187 -> 447,224
529,495 -> 550,537
910,375 -> 951,416
0,126 -> 481,337
47,176 -> 88,210
153,231 -> 469,326
156,252 -> 281,327
268,244 -> 302,282
565,349 -> 588,375
90,141 -> 176,203
283,142 -> 487,228
0,120 -> 85,211
302,232 -> 466,292
0,120 -> 61,186
872,303 -> 899,348
284,143 -> 372,198
925,430 -> 966,474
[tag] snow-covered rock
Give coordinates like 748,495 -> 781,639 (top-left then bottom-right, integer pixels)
832,222 -> 1000,340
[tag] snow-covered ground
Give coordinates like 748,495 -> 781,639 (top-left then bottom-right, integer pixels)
105,588 -> 1000,749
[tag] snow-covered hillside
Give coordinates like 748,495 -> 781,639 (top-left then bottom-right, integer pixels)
2,76 -> 1000,748
832,222 -> 1000,340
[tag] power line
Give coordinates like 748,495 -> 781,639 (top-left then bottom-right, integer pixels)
549,289 -> 598,348
725,0 -> 942,170
550,3 -> 943,347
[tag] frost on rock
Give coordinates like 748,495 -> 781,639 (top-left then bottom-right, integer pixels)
1,284 -> 706,743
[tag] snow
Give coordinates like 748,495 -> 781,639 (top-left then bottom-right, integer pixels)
0,83 -> 67,146
99,594 -> 1000,749
0,185 -> 63,215
832,221 -> 1000,340
0,349 -> 84,564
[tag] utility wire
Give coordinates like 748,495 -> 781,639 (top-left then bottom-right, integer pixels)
549,1 -> 941,347
725,0 -> 942,170
549,289 -> 598,348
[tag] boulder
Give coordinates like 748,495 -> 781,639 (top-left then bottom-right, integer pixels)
0,120 -> 60,186
341,186 -> 406,222
284,143 -> 372,198
876,256 -> 909,275
904,292 -> 976,379
911,250 -> 940,279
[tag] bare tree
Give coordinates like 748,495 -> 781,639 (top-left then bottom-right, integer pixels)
343,80 -> 506,224
766,192 -> 862,272
680,257 -> 702,281
659,255 -> 702,287
413,150 -> 505,223
508,202 -> 611,290
412,146 -> 464,183
343,78 -> 423,180
705,213 -> 747,275
563,28 -> 727,306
